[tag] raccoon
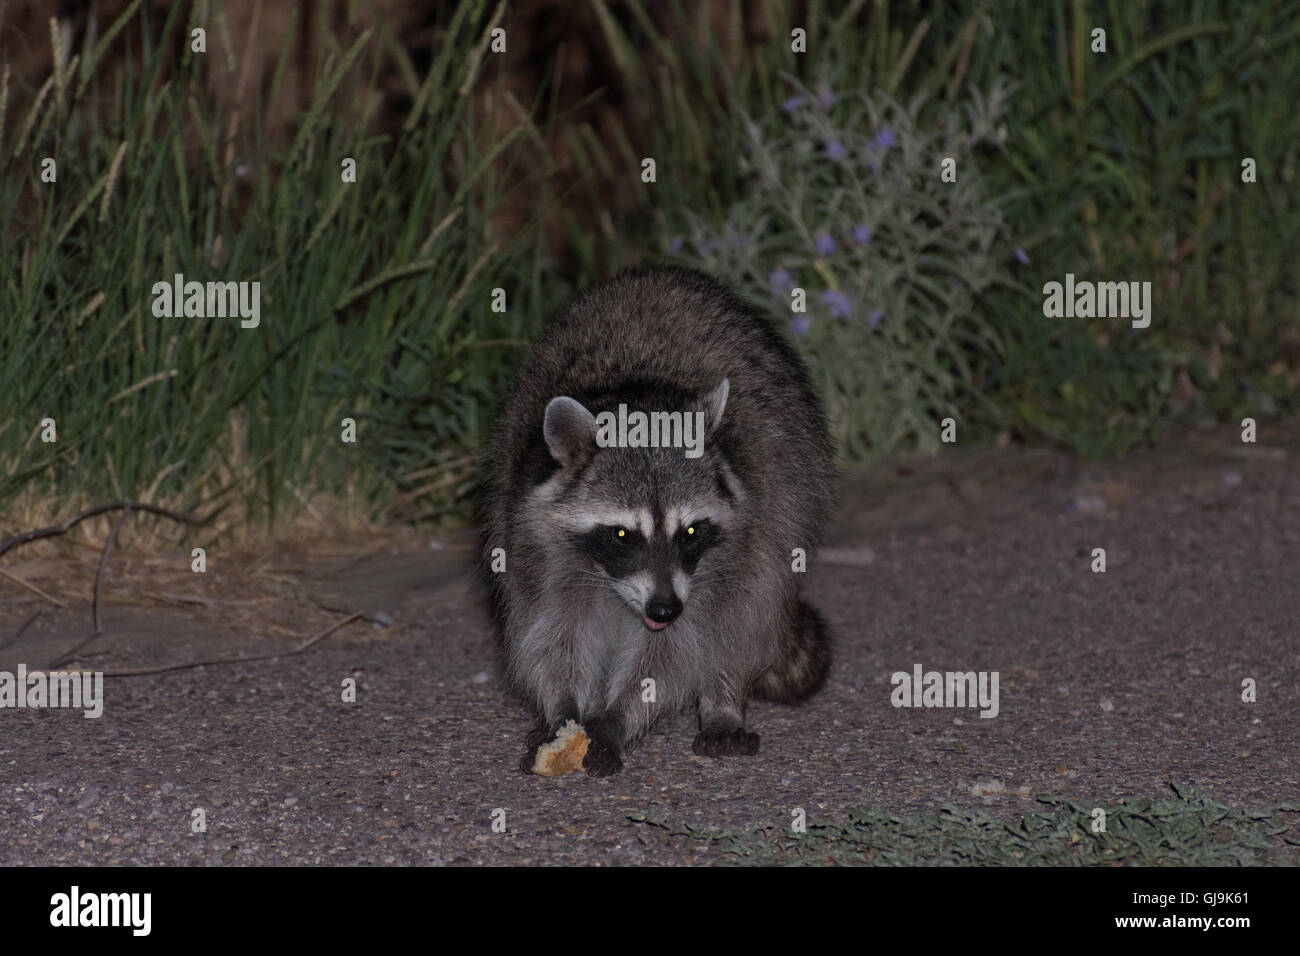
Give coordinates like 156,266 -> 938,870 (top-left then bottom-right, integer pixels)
482,265 -> 834,775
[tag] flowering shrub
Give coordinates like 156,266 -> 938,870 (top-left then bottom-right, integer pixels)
668,79 -> 1014,461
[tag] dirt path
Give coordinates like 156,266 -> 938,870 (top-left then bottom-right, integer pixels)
2,423 -> 1297,864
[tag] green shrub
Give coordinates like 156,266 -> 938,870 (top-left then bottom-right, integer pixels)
667,77 -> 1012,461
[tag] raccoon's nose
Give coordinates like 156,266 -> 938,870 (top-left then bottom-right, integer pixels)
645,596 -> 682,624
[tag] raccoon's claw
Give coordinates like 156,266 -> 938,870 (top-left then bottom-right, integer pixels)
519,723 -> 549,774
524,724 -> 550,751
520,744 -> 543,774
692,728 -> 760,758
582,737 -> 624,776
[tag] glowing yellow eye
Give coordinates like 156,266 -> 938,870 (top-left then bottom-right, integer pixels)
617,528 -> 626,538
687,526 -> 695,535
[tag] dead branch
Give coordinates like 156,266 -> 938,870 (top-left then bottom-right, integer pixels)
92,503 -> 130,633
0,499 -> 203,561
0,567 -> 67,606
0,610 -> 42,652
92,611 -> 364,677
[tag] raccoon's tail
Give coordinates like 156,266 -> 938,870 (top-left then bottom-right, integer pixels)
751,600 -> 831,704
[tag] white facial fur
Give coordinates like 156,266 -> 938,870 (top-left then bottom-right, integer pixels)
551,504 -> 653,537
663,503 -> 721,537
610,571 -> 655,611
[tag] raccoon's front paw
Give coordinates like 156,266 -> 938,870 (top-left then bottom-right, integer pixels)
582,736 -> 624,776
692,728 -> 760,757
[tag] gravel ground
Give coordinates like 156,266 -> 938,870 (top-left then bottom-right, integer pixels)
1,423 -> 1297,865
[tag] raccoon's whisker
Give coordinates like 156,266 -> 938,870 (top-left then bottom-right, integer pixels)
681,570 -> 726,587
563,582 -> 618,596
684,566 -> 725,580
566,576 -> 618,592
596,600 -> 633,626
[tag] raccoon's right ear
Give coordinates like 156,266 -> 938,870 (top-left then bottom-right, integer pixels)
702,377 -> 730,435
543,396 -> 598,468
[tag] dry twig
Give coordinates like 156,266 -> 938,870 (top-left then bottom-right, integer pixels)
2,499 -> 366,676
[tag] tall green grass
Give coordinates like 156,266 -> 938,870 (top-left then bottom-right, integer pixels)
0,0 -> 552,529
967,0 -> 1300,455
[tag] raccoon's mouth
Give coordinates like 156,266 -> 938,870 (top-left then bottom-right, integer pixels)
643,617 -> 670,631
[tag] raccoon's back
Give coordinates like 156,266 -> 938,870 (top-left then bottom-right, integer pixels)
528,267 -> 808,402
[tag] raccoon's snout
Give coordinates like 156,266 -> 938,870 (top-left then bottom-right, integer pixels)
644,595 -> 682,630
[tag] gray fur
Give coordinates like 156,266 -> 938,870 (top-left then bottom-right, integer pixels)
481,265 -> 835,774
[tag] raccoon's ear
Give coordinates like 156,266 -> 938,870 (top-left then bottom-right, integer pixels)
701,378 -> 730,435
543,396 -> 597,468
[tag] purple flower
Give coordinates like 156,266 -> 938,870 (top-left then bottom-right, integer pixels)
781,95 -> 807,113
851,224 -> 871,245
728,231 -> 746,250
867,309 -> 883,329
825,140 -> 846,161
820,290 -> 851,318
873,127 -> 895,151
815,233 -> 836,257
792,315 -> 811,338
668,236 -> 683,254
770,269 -> 794,293
818,87 -> 836,109
1014,247 -> 1029,265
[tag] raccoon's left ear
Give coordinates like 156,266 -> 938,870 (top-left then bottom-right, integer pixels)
701,378 -> 730,435
543,395 -> 597,468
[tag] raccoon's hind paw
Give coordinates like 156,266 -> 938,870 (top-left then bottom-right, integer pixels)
582,736 -> 624,776
692,728 -> 760,758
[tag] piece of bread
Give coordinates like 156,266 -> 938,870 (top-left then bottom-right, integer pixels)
531,720 -> 589,775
